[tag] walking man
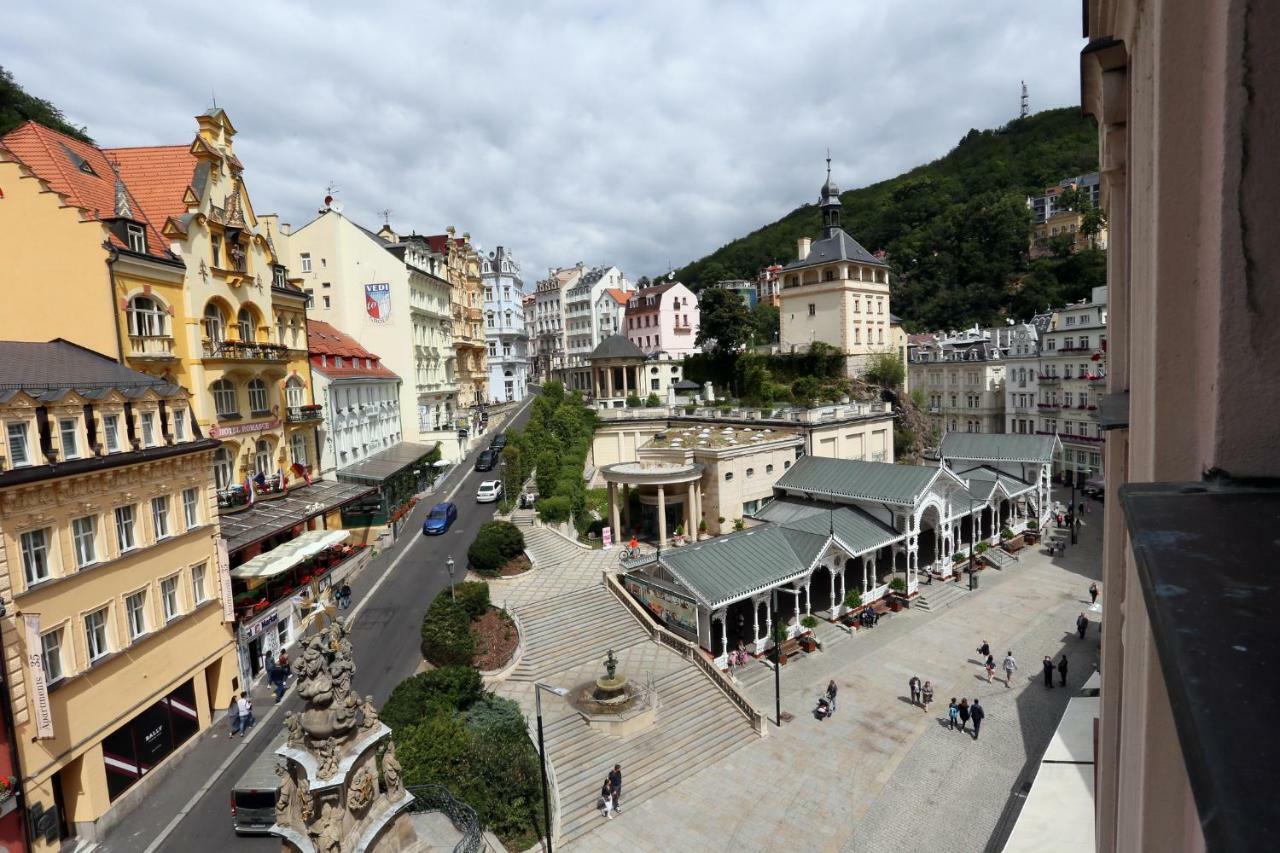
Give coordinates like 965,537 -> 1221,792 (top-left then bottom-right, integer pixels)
909,675 -> 922,707
1077,612 -> 1089,640
1089,582 -> 1099,604
1002,651 -> 1018,688
970,699 -> 985,740
236,691 -> 256,734
1058,654 -> 1069,687
608,764 -> 622,814
1042,655 -> 1055,689
826,680 -> 838,713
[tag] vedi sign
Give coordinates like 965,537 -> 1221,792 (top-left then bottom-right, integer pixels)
208,418 -> 280,438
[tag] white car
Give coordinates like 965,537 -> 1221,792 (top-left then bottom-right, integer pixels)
475,480 -> 503,503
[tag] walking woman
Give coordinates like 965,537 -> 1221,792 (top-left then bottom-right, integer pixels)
948,698 -> 959,730
958,698 -> 971,733
921,680 -> 934,713
984,654 -> 996,683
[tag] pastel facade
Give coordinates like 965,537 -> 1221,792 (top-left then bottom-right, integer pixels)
624,281 -> 699,357
481,246 -> 531,404
565,266 -> 633,369
531,264 -> 582,379
428,229 -> 487,411
909,326 -> 1008,435
1036,287 -> 1107,481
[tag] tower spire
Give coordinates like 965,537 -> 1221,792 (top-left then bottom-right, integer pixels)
820,153 -> 841,235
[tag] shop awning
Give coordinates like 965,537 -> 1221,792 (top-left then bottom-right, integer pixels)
230,529 -> 350,580
219,479 -> 375,555
337,441 -> 440,485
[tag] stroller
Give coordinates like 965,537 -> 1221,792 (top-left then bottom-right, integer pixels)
814,696 -> 833,721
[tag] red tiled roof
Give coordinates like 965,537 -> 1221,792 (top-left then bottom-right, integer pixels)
307,320 -> 400,380
1,121 -> 172,261
104,145 -> 195,226
603,288 -> 630,305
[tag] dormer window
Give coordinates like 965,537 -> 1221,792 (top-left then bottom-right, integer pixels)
6,422 -> 30,467
126,223 -> 147,254
273,266 -> 287,288
140,411 -> 156,447
103,414 -> 121,453
173,409 -> 186,442
59,417 -> 80,459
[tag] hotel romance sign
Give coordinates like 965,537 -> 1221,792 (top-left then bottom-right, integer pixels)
208,418 -> 281,439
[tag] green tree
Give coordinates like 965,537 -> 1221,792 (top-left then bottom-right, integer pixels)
0,67 -> 91,142
696,287 -> 752,352
749,303 -> 780,344
865,352 -> 906,390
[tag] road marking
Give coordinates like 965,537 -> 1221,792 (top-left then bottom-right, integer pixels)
139,395 -> 534,853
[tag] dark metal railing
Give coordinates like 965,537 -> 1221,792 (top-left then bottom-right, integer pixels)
405,785 -> 483,853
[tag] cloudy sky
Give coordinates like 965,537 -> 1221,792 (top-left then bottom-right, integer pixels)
5,1 -> 1083,283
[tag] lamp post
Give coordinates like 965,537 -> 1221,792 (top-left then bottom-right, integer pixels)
771,586 -> 804,727
446,556 -> 456,601
534,681 -> 568,852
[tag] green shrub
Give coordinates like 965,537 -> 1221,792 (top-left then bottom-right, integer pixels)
455,581 -> 491,620
535,495 -> 571,523
684,405 -> 696,415
771,620 -> 788,645
420,595 -> 476,667
843,590 -> 862,610
975,542 -> 990,555
645,393 -> 662,407
468,521 -> 525,575
463,694 -> 526,735
801,615 -> 818,630
381,666 -> 484,731
733,517 -> 745,531
953,550 -> 967,563
1000,527 -> 1014,540
626,394 -> 642,408
467,539 -> 504,575
1026,518 -> 1039,530
888,576 -> 907,593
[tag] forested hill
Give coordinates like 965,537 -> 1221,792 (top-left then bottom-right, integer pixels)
0,67 -> 92,142
670,107 -> 1104,330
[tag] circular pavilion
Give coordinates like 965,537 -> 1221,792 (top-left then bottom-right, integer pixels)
600,460 -> 704,546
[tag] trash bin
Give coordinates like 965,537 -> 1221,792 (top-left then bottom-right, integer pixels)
969,571 -> 979,591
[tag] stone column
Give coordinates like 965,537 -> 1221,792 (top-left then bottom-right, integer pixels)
608,481 -> 621,542
685,482 -> 696,537
656,484 -> 667,547
622,484 -> 632,533
752,597 -> 761,649
694,480 -> 703,536
606,365 -> 614,398
718,610 -> 728,658
622,365 -> 629,397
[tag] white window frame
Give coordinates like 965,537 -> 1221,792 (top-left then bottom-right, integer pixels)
255,440 -> 272,477
125,589 -> 148,640
212,379 -> 238,417
182,487 -> 200,529
140,411 -> 156,447
291,432 -> 308,467
191,563 -> 208,605
85,607 -> 110,662
126,223 -> 147,254
151,495 -> 171,540
127,295 -> 166,337
300,253 -> 312,273
7,422 -> 30,467
41,628 -> 64,682
103,414 -> 121,453
247,378 -> 269,414
20,528 -> 52,585
72,515 -> 97,568
160,575 -> 181,622
172,409 -> 186,442
59,417 -> 80,459
114,504 -> 137,553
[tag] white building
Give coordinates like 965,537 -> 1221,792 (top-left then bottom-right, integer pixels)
307,319 -> 403,477
1037,286 -> 1108,482
1004,314 -> 1053,436
565,266 -> 633,367
532,264 -> 582,380
481,245 -> 530,403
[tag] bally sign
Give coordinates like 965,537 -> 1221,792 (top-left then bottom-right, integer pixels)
208,418 -> 281,439
24,614 -> 54,739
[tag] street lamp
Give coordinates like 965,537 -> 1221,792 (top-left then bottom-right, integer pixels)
446,556 -> 456,601
534,681 -> 569,852
771,586 -> 804,727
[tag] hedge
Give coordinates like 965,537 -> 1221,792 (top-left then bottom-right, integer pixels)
467,521 -> 525,575
455,581 -> 491,620
420,594 -> 476,666
381,666 -> 483,732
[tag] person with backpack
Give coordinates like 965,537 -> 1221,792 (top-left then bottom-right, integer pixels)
947,698 -> 959,730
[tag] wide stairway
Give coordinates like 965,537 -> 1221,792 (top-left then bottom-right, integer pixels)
914,582 -> 970,612
509,507 -> 536,527
509,585 -> 651,681
545,665 -> 757,845
522,527 -> 591,569
982,548 -> 1019,570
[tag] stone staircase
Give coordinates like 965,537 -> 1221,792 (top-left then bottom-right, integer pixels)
810,617 -> 851,651
982,548 -> 1019,570
510,507 -> 536,526
545,665 -> 757,845
914,582 -> 970,612
522,527 -> 589,569
509,586 -> 651,681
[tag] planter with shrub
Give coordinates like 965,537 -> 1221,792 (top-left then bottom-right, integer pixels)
467,521 -> 526,576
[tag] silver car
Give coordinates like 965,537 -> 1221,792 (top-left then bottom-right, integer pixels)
475,480 -> 503,503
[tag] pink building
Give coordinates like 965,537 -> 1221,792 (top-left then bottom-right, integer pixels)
625,281 -> 700,357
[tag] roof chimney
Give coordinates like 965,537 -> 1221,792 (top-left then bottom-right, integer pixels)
280,222 -> 291,235
797,237 -> 812,261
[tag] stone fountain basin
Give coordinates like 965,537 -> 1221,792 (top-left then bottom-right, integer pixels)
568,680 -> 656,737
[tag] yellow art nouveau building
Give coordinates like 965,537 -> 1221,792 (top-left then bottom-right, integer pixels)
428,228 -> 487,412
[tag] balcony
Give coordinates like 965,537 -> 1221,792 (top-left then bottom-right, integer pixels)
1038,402 -> 1062,410
128,334 -> 177,360
1038,375 -> 1062,385
202,340 -> 289,362
286,404 -> 324,424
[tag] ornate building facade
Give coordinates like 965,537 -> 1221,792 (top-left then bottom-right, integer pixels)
481,245 -> 530,404
428,229 -> 487,413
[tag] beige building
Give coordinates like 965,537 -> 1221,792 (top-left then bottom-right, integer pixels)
1037,287 -> 1107,482
1075,3 -> 1280,853
909,327 -> 1007,434
0,341 -> 236,849
779,163 -> 892,377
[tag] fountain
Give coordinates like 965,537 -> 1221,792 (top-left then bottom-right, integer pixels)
568,649 -> 656,736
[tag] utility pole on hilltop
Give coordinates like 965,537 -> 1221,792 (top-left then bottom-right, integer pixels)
1020,81 -> 1030,119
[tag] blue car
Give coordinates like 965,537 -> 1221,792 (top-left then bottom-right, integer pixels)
422,502 -> 457,535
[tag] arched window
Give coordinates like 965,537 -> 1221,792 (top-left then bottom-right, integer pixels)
127,295 -> 167,337
290,432 -> 308,467
255,439 -> 272,476
203,304 -> 225,342
247,378 -> 269,414
212,446 -> 233,490
236,307 -> 255,342
285,377 -> 306,410
211,379 -> 238,416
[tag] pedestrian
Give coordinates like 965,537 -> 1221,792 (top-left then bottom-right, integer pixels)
1077,612 -> 1089,640
600,778 -> 614,820
909,675 -> 922,707
227,695 -> 242,737
1002,651 -> 1018,688
984,654 -> 996,683
977,639 -> 991,659
958,698 -> 971,733
970,699 -> 985,740
339,582 -> 353,610
1058,654 -> 1069,687
826,680 -> 838,713
1089,582 -> 1099,604
1042,655 -> 1055,689
608,764 -> 622,814
921,680 -> 934,712
236,691 -> 255,734
947,698 -> 959,730
278,650 -> 290,670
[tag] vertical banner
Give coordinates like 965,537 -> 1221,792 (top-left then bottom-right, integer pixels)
216,538 -> 235,623
602,527 -> 613,550
24,615 -> 54,739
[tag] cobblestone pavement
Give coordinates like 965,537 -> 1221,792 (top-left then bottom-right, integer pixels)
483,525 -> 620,609
566,490 -> 1103,852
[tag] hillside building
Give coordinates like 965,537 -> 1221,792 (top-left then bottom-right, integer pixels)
624,281 -> 700,358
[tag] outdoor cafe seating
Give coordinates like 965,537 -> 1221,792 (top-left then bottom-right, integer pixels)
230,530 -> 359,622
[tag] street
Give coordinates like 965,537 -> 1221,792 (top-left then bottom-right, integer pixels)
98,396 -> 535,853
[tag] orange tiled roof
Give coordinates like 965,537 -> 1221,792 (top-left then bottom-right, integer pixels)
307,320 -> 400,380
604,288 -> 630,305
104,144 -> 195,227
0,121 -> 172,261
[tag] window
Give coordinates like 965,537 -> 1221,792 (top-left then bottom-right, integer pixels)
255,439 -> 272,476
291,432 -> 308,467
746,467 -> 755,477
784,460 -> 791,470
161,576 -> 180,621
126,590 -> 147,640
808,303 -> 816,317
322,295 -> 331,309
212,447 -> 233,491
41,629 -> 63,683
203,304 -> 225,342
211,234 -> 222,267
140,411 -> 156,447
173,409 -> 186,441
304,289 -> 314,308
115,504 -> 137,552
301,253 -> 311,273
85,608 -> 109,661
724,472 -> 733,481
126,223 -> 147,254
151,496 -> 171,540
766,464 -> 774,474
7,422 -> 30,466
285,377 -> 306,411
59,418 -> 79,459
236,308 -> 255,342
72,515 -> 97,568
192,562 -> 208,604
127,295 -> 166,337
247,379 -> 269,414
20,528 -> 51,584
182,487 -> 200,529
212,379 -> 238,417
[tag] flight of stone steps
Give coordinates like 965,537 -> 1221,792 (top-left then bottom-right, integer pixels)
982,548 -> 1019,570
545,665 -> 757,846
522,527 -> 590,569
914,582 -> 970,612
508,586 -> 651,681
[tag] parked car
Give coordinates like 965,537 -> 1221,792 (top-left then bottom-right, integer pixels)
489,432 -> 507,451
422,502 -> 458,535
475,448 -> 499,471
475,480 -> 503,503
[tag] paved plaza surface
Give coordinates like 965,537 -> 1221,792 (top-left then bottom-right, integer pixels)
507,489 -> 1102,853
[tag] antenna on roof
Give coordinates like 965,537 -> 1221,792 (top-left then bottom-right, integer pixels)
1020,81 -> 1029,118
210,89 -> 218,111
379,209 -> 392,226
